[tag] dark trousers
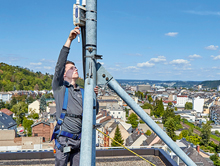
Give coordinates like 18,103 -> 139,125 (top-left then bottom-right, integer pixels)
54,136 -> 81,166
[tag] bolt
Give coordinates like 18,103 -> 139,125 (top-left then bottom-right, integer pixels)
102,74 -> 106,78
106,77 -> 109,81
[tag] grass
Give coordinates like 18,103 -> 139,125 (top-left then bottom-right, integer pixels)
210,135 -> 220,142
183,120 -> 220,143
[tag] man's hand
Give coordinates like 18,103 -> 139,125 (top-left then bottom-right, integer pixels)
94,86 -> 98,96
68,27 -> 80,41
64,27 -> 81,48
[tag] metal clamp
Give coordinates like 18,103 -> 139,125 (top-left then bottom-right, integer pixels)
93,123 -> 102,129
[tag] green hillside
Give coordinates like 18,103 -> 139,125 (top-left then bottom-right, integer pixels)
200,80 -> 220,89
0,62 -> 84,91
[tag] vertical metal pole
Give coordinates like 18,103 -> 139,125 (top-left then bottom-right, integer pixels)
80,0 -> 97,165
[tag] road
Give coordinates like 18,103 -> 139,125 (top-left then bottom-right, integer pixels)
181,122 -> 219,145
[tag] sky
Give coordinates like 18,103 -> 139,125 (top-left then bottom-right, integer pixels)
0,0 -> 220,81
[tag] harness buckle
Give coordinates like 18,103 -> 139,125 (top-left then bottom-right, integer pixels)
73,134 -> 78,140
63,146 -> 71,153
57,118 -> 64,125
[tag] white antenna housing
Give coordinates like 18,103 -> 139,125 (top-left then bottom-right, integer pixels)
76,0 -> 80,5
82,0 -> 86,6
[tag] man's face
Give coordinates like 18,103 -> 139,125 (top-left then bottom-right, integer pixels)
64,63 -> 79,80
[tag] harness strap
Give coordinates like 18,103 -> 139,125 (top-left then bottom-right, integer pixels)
65,113 -> 82,119
51,87 -> 84,143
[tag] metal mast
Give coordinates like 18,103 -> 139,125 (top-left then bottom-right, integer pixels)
80,0 -> 97,165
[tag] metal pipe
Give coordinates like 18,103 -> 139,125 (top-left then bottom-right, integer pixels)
107,79 -> 196,166
80,0 -> 97,165
80,78 -> 94,166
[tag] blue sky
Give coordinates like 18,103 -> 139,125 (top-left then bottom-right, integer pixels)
0,0 -> 219,81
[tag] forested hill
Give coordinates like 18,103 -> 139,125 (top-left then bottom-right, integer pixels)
200,80 -> 220,89
0,62 -> 84,92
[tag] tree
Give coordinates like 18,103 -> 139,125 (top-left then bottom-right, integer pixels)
32,113 -> 39,119
181,130 -> 189,138
23,117 -> 34,137
188,126 -> 194,136
145,130 -> 151,136
34,84 -> 39,90
11,102 -> 28,125
10,96 -> 17,106
153,99 -> 164,118
26,96 -> 34,104
127,113 -> 139,128
0,99 -> 5,109
125,107 -> 129,117
200,122 -> 212,146
39,95 -> 46,113
217,143 -> 220,153
162,107 -> 175,124
111,125 -> 124,147
184,102 -> 193,110
147,95 -> 153,103
165,117 -> 177,141
168,102 -> 172,107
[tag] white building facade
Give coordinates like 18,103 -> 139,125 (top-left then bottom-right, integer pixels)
0,92 -> 12,103
176,95 -> 189,107
193,97 -> 204,113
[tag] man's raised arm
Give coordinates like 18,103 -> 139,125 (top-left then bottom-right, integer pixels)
52,27 -> 80,91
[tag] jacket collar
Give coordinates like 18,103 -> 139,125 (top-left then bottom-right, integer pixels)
63,81 -> 80,90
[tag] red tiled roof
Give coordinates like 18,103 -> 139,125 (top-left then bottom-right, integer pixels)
0,108 -> 13,116
163,100 -> 177,104
177,95 -> 187,97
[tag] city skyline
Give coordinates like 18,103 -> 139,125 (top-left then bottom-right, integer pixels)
0,0 -> 219,81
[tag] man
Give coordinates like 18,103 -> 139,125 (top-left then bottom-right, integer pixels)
52,27 -> 98,166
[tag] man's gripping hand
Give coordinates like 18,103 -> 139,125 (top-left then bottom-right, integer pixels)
69,27 -> 80,41
94,86 -> 98,96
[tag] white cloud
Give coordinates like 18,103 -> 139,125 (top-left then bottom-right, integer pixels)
44,66 -> 52,70
30,62 -> 42,65
217,73 -> 220,75
185,10 -> 220,16
212,67 -> 220,69
188,54 -> 201,58
125,66 -> 139,70
150,56 -> 166,62
165,32 -> 178,37
170,59 -> 190,65
205,45 -> 219,50
137,61 -> 155,67
211,55 -> 220,60
127,53 -> 142,56
100,62 -> 104,65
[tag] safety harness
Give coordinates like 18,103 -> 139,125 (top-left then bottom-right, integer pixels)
51,87 -> 84,153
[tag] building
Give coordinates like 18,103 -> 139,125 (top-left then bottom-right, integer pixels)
31,118 -> 53,141
176,95 -> 188,107
0,111 -> 17,130
28,100 -> 50,114
193,97 -> 204,113
125,128 -> 148,147
203,99 -> 214,114
107,103 -> 126,121
210,106 -> 220,125
137,84 -> 151,92
0,92 -> 12,103
0,108 -> 13,117
104,119 -> 131,146
218,85 -> 220,91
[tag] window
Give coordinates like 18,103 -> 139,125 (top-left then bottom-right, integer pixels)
34,133 -> 38,136
118,112 -> 120,114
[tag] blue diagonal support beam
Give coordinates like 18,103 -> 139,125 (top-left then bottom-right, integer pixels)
96,62 -> 196,166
